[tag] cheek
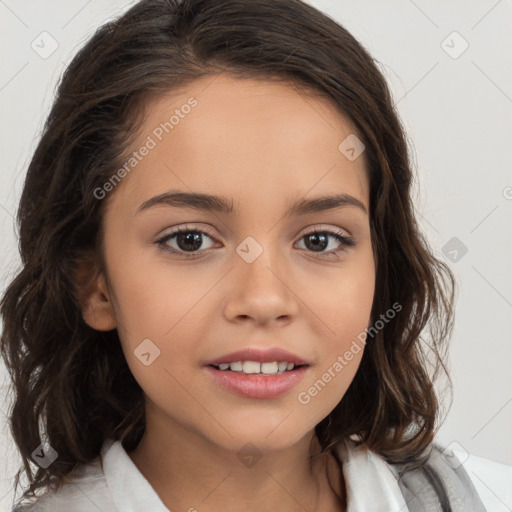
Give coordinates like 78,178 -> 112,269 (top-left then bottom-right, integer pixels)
331,280 -> 374,341
105,242 -> 196,334
306,256 -> 375,348
104,245 -> 213,382
293,263 -> 374,413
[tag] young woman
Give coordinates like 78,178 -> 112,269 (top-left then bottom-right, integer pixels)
1,0 -> 487,510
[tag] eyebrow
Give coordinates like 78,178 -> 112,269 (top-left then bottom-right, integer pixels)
137,190 -> 368,216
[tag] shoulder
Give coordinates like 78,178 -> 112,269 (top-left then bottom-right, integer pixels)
336,437 -> 492,511
389,442 -> 489,512
11,454 -> 118,512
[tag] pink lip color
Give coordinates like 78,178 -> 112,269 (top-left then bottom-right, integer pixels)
204,347 -> 309,366
204,365 -> 309,399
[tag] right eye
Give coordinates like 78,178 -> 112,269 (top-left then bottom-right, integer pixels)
155,225 -> 218,257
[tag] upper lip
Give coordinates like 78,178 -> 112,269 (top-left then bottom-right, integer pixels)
204,347 -> 310,366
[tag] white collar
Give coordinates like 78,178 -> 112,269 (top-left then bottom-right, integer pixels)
101,438 -> 170,511
100,437 -> 409,512
336,437 -> 410,512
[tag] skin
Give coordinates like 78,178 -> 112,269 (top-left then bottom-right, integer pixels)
81,74 -> 376,512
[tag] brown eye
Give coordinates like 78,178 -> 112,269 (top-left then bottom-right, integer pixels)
156,226 -> 217,256
297,229 -> 355,256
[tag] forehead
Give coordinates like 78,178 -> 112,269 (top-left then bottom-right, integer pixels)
106,74 -> 369,217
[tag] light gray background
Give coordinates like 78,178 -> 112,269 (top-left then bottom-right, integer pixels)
1,0 -> 511,510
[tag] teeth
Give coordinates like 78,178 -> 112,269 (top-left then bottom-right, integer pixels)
215,360 -> 297,374
230,361 -> 243,372
261,362 -> 278,374
243,361 -> 260,374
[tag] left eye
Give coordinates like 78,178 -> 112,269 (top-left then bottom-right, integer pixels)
155,226 -> 355,257
296,230 -> 355,254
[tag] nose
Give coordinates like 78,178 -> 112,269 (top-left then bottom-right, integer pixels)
222,244 -> 299,326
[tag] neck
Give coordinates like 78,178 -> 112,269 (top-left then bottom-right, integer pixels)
127,413 -> 345,512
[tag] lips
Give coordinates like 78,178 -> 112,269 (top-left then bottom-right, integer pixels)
204,365 -> 309,399
204,347 -> 310,367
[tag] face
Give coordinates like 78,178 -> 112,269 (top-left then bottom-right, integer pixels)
84,74 -> 375,454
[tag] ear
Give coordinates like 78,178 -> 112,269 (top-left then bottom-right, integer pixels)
74,253 -> 117,331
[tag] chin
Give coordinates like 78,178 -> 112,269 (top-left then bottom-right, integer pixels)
207,423 -> 312,455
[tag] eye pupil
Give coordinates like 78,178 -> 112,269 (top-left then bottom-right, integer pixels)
177,232 -> 203,252
305,233 -> 328,252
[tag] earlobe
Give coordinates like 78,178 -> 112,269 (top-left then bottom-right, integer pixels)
74,254 -> 117,331
82,272 -> 117,331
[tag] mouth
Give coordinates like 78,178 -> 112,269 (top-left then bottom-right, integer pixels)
204,360 -> 310,399
208,360 -> 308,376
203,347 -> 311,398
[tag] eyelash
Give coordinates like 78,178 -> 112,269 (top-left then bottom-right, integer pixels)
155,224 -> 355,259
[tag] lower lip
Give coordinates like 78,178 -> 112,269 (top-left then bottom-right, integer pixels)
204,365 -> 309,399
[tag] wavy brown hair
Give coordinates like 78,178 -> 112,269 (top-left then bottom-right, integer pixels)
1,0 -> 456,505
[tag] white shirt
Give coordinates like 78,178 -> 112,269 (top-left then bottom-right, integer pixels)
13,437 -> 508,512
